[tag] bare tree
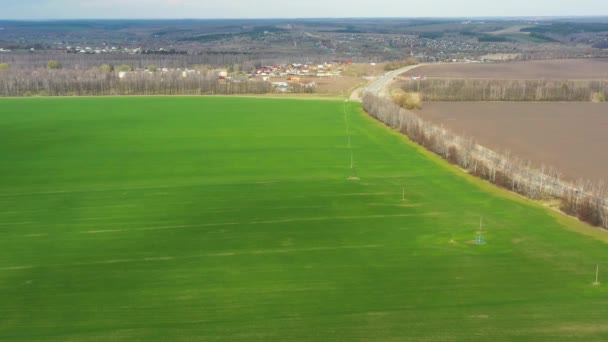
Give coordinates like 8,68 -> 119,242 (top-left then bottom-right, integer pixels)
363,93 -> 608,229
401,78 -> 608,102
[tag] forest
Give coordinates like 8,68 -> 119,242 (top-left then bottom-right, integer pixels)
0,52 -> 320,96
0,67 -> 318,96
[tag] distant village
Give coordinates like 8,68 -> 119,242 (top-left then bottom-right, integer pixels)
253,61 -> 351,90
64,46 -> 183,55
116,61 -> 354,92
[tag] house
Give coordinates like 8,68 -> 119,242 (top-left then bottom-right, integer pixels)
182,69 -> 196,78
271,82 -> 289,91
233,76 -> 249,83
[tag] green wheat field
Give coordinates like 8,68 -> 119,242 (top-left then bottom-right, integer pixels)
1,97 -> 607,341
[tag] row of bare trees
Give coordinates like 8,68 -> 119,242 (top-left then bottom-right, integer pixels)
362,94 -> 608,229
0,52 -> 345,71
0,68 -> 317,96
401,78 -> 607,102
0,52 -> 283,71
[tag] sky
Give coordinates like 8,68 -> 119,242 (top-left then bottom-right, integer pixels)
1,0 -> 607,20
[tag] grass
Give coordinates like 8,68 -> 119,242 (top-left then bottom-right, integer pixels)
1,97 -> 608,341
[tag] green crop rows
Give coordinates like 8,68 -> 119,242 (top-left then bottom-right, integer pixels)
1,97 -> 607,340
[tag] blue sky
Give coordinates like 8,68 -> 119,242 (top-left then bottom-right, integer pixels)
2,0 -> 607,19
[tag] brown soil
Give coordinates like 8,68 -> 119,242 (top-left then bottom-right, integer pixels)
419,102 -> 608,183
405,59 -> 608,80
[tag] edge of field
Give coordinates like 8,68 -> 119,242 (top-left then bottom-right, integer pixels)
353,103 -> 608,244
0,94 -> 347,101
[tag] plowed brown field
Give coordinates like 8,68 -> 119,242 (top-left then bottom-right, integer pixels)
420,102 -> 608,183
405,59 -> 608,80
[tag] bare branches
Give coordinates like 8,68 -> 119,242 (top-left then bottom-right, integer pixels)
363,94 -> 608,229
0,68 -> 280,96
401,78 -> 608,102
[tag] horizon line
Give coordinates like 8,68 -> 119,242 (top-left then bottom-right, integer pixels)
2,15 -> 608,21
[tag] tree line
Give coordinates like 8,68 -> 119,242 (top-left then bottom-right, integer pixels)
401,78 -> 607,102
0,51 -> 349,71
0,52 -> 261,70
362,94 -> 608,229
0,68 -> 296,97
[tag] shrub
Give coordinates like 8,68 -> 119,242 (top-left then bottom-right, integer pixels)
99,64 -> 113,73
577,198 -> 602,227
447,146 -> 459,165
117,64 -> 133,72
393,92 -> 422,110
592,92 -> 606,103
0,63 -> 8,70
494,170 -> 512,189
559,193 -> 577,216
47,60 -> 61,70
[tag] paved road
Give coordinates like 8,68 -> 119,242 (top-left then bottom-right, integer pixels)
357,64 -> 423,99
